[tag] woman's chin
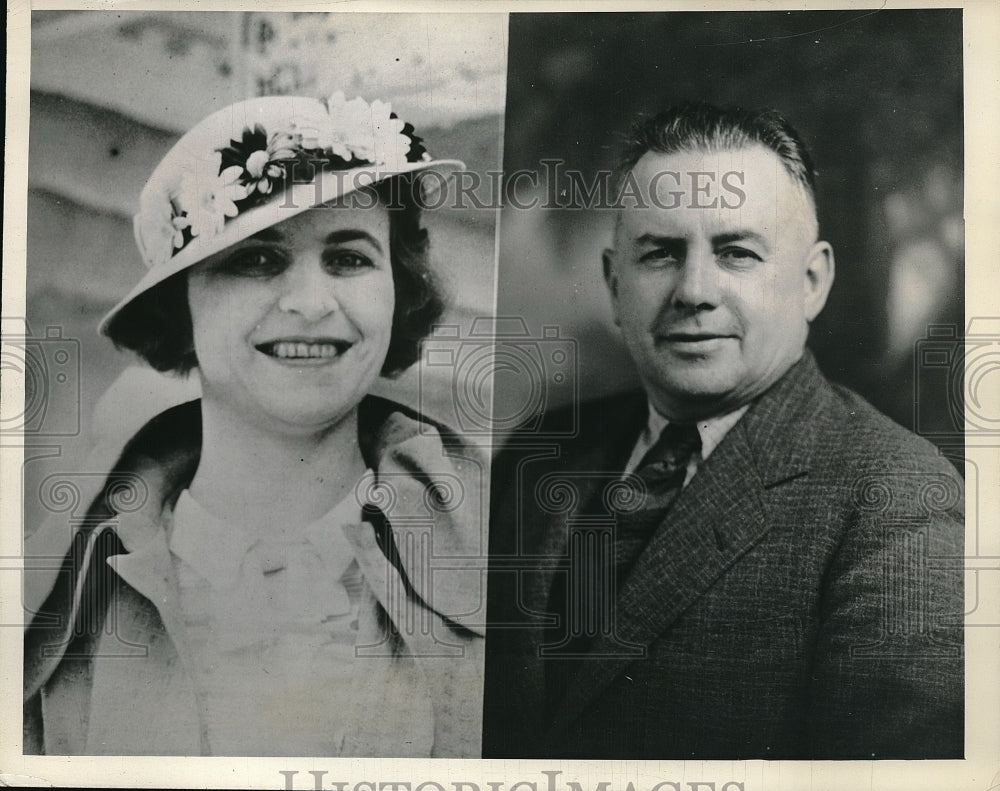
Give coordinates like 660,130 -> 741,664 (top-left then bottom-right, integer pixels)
201,391 -> 363,437
263,401 -> 363,435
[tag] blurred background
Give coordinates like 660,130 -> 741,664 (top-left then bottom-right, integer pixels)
20,11 -> 506,533
494,10 -> 964,458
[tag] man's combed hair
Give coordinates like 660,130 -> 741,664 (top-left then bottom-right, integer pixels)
615,101 -> 818,206
106,174 -> 444,378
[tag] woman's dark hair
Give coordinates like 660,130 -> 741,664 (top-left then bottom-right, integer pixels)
105,174 -> 445,378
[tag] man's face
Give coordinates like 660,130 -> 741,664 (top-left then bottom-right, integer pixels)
604,145 -> 834,420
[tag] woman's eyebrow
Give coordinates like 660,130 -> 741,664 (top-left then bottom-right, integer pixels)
248,228 -> 284,242
324,229 -> 384,254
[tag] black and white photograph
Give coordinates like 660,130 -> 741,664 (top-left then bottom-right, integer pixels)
1,2 -> 998,790
10,8 -> 504,761
484,8 -> 970,761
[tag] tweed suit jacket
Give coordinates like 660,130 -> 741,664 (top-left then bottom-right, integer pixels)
483,352 -> 964,759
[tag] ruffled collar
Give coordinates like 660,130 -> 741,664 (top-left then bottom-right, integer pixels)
169,470 -> 373,591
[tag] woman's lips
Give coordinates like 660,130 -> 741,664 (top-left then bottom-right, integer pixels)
254,339 -> 353,360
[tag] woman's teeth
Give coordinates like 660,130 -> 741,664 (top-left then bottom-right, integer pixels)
264,341 -> 345,359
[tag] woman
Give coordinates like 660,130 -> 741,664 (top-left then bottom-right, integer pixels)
23,93 -> 484,757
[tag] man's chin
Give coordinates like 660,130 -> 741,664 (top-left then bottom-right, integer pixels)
654,349 -> 738,384
645,368 -> 744,418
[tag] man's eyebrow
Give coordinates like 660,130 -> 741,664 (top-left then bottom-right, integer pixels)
712,230 -> 770,248
634,233 -> 686,247
324,229 -> 384,254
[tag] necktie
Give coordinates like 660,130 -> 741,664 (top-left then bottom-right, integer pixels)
541,420 -> 703,712
612,421 -> 702,584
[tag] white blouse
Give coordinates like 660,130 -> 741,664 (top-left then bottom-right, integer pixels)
168,475 -> 374,756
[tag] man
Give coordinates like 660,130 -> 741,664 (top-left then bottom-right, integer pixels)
483,103 -> 964,759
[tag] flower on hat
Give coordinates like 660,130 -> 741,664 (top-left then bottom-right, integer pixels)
293,92 -> 411,170
327,92 -> 410,169
132,94 -> 435,269
368,99 -> 413,171
293,92 -> 368,160
179,154 -> 250,240
219,124 -> 299,196
135,193 -> 191,267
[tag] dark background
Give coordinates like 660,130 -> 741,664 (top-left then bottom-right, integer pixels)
494,9 -> 964,454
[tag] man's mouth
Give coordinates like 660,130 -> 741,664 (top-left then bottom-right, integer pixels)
254,339 -> 354,360
661,331 -> 733,342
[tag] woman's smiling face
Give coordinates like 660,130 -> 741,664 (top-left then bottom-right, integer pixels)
186,200 -> 394,433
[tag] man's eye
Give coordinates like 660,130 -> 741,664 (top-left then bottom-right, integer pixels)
324,250 -> 374,273
213,248 -> 288,278
718,247 -> 762,265
639,249 -> 681,266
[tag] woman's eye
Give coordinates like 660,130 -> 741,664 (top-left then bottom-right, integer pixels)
213,248 -> 288,278
324,250 -> 375,274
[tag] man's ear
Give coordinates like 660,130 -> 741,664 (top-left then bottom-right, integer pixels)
803,240 -> 835,322
602,248 -> 616,289
602,248 -> 622,326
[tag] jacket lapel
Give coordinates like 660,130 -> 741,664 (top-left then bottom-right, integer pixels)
499,394 -> 647,727
108,512 -> 189,661
546,353 -> 827,734
525,394 -> 648,627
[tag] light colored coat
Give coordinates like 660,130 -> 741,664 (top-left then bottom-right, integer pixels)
24,397 -> 487,757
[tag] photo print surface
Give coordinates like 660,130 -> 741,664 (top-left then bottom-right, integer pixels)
484,8 -> 967,761
19,9 -> 505,759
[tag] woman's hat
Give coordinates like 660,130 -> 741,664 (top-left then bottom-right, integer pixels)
99,92 -> 463,334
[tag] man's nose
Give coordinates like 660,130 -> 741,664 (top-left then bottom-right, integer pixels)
276,259 -> 340,321
671,245 -> 720,310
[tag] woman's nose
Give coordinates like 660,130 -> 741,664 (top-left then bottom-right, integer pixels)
276,261 -> 340,321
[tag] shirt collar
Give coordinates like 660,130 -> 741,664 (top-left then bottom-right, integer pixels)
169,469 -> 374,590
645,402 -> 750,462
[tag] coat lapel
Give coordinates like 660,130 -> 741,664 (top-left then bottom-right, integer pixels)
525,394 -> 648,627
546,353 -> 828,734
108,512 -> 190,662
500,394 -> 647,727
